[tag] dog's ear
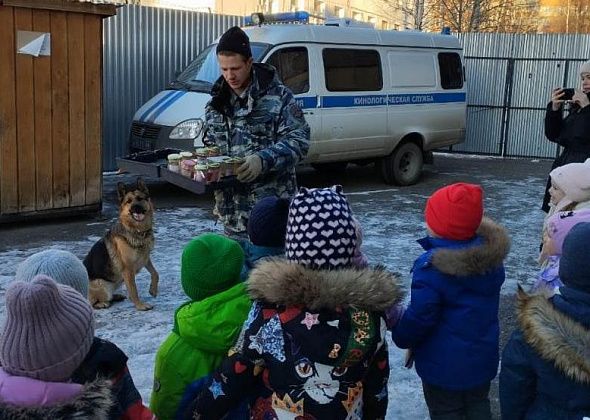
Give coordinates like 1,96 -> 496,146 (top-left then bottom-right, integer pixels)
117,182 -> 127,203
137,177 -> 149,195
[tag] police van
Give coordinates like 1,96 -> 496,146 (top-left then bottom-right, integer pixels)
129,12 -> 466,185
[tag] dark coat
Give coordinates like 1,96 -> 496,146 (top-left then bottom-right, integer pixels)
187,260 -> 404,420
72,337 -> 151,420
542,103 -> 590,212
499,287 -> 590,419
391,218 -> 510,390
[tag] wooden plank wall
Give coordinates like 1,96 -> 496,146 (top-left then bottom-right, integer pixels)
0,5 -> 103,216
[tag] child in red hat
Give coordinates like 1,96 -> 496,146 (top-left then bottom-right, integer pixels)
388,182 -> 511,420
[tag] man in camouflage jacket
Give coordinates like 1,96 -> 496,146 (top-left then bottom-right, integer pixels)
204,26 -> 310,234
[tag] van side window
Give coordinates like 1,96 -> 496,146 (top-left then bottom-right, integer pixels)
323,49 -> 382,92
438,52 -> 463,89
266,47 -> 309,94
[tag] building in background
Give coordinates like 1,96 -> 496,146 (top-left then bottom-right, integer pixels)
129,0 -> 413,30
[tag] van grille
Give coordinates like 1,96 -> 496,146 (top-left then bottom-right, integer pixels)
131,122 -> 161,139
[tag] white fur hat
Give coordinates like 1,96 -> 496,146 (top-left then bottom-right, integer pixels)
550,158 -> 590,203
580,60 -> 590,76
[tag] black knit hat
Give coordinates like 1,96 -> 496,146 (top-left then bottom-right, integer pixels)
216,26 -> 251,58
559,222 -> 590,293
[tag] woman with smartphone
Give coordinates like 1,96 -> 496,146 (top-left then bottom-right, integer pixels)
542,60 -> 590,212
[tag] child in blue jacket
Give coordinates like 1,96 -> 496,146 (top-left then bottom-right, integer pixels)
239,196 -> 289,280
388,183 -> 510,419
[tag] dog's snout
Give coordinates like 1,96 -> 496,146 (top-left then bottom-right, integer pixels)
131,204 -> 145,214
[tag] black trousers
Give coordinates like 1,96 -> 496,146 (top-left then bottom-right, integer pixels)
422,381 -> 492,420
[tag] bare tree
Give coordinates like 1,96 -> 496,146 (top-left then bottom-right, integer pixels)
540,0 -> 590,33
373,0 -> 539,32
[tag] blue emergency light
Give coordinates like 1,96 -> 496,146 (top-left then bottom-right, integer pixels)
245,11 -> 310,26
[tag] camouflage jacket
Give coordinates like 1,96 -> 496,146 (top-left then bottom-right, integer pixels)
204,63 -> 310,233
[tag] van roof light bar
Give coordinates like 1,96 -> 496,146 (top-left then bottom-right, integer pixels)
245,11 -> 311,26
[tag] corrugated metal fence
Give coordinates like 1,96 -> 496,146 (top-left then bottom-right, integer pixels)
457,33 -> 590,159
102,5 -> 243,170
101,12 -> 590,170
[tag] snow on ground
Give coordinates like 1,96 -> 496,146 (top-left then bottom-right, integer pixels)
0,168 -> 546,419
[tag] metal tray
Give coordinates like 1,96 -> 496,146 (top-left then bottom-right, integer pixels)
116,148 -> 182,178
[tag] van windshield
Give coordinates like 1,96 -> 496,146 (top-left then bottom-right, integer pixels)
169,42 -> 270,92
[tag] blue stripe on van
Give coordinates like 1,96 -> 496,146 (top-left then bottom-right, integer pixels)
147,91 -> 187,123
294,96 -> 317,110
319,92 -> 466,108
139,91 -> 177,122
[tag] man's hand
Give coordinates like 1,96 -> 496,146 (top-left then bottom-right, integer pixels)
236,155 -> 262,183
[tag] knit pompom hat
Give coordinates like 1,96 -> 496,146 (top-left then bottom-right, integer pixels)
546,209 -> 590,256
247,196 -> 290,248
285,186 -> 357,270
425,183 -> 484,240
550,158 -> 590,203
559,222 -> 590,293
0,275 -> 94,382
15,249 -> 89,297
580,60 -> 590,76
181,233 -> 245,301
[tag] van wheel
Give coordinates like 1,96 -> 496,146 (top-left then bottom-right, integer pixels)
312,162 -> 348,173
381,142 -> 423,185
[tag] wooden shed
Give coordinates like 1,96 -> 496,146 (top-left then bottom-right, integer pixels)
0,0 -> 117,222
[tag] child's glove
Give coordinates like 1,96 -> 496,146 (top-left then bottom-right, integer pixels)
385,304 -> 405,329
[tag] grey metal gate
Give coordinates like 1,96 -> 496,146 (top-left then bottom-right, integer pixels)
456,33 -> 590,159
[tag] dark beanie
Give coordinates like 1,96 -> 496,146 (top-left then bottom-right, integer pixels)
216,26 -> 251,58
248,197 -> 290,248
559,222 -> 590,293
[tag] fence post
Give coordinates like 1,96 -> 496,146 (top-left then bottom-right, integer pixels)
499,58 -> 514,157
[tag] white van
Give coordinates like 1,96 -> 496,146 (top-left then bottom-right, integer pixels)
129,13 -> 466,185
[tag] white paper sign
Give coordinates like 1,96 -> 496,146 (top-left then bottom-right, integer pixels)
17,31 -> 51,57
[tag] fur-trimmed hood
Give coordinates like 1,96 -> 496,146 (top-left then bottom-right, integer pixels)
429,217 -> 510,277
247,259 -> 403,311
0,379 -> 113,419
517,287 -> 590,384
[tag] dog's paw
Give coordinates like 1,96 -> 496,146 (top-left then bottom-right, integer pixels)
93,302 -> 111,310
112,294 -> 127,302
135,301 -> 154,311
149,283 -> 158,297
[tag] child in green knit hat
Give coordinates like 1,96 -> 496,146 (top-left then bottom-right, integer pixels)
150,233 -> 251,420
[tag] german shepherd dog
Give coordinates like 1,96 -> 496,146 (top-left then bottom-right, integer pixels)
84,178 -> 159,311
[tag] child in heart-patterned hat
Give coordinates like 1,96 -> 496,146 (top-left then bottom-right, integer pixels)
285,185 -> 357,269
188,185 -> 403,420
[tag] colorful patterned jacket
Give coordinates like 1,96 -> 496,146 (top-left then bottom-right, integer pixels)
205,63 -> 310,233
188,259 -> 403,420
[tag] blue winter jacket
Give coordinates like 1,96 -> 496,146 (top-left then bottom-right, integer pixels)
499,287 -> 590,419
391,218 -> 510,390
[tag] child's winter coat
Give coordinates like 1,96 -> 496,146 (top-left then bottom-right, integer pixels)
500,288 -> 590,419
189,259 -> 403,419
391,218 -> 510,390
150,282 -> 251,419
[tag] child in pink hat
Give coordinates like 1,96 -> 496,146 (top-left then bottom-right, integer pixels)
534,209 -> 590,292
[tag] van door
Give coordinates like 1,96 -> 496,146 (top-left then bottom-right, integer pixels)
264,44 -> 320,152
315,47 -> 387,161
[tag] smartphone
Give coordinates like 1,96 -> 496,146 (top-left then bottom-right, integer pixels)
561,88 -> 575,101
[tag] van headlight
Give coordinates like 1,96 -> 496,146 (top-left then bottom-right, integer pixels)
169,119 -> 204,139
